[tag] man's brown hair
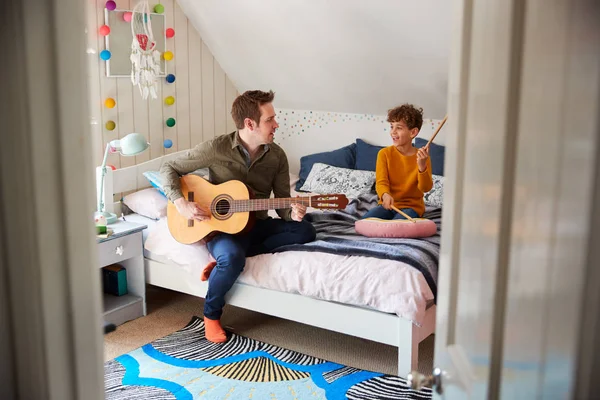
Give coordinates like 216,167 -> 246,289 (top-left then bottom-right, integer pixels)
231,90 -> 275,129
387,103 -> 424,131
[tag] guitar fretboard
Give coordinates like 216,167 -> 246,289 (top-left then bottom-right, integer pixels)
228,197 -> 311,212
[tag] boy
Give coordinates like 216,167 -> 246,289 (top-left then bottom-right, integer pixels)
362,104 -> 433,220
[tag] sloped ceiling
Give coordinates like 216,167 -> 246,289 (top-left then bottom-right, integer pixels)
177,0 -> 452,118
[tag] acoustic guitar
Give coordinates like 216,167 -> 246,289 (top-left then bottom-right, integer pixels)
167,175 -> 349,244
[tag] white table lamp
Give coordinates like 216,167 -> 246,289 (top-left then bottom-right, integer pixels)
96,133 -> 149,224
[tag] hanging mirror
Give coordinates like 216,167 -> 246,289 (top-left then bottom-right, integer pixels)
104,9 -> 167,78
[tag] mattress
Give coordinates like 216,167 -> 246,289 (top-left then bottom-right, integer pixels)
131,214 -> 435,326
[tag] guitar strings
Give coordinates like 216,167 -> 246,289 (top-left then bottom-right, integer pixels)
211,198 -> 311,214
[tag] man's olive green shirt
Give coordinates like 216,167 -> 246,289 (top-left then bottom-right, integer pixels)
160,131 -> 292,221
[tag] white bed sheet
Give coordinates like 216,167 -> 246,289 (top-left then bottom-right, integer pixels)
123,213 -> 159,259
135,214 -> 435,326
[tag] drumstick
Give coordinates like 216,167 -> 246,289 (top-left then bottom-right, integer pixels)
391,206 -> 417,223
425,115 -> 448,149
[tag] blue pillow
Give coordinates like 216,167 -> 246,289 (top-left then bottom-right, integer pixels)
296,143 -> 356,191
355,139 -> 385,171
142,170 -> 166,196
143,169 -> 209,198
415,138 -> 445,176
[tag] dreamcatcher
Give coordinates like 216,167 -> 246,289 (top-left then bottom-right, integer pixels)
130,1 -> 162,99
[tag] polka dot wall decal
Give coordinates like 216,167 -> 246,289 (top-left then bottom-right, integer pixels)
273,108 -> 443,142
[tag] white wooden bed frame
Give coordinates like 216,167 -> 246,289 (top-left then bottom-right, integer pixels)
99,150 -> 436,375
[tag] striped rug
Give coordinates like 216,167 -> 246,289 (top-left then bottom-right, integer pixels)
105,316 -> 432,400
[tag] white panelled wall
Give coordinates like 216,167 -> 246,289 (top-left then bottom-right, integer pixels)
87,0 -> 239,168
86,1 -> 448,177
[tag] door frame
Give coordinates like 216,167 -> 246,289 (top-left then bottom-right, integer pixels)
0,0 -> 104,398
433,0 -> 600,398
575,113 -> 600,398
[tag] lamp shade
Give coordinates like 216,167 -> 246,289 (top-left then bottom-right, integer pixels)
110,133 -> 149,156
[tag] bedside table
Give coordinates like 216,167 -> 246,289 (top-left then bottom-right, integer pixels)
97,220 -> 147,326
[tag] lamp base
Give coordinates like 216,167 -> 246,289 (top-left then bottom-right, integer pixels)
95,211 -> 118,225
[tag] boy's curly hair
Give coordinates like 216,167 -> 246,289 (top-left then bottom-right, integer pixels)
387,104 -> 424,131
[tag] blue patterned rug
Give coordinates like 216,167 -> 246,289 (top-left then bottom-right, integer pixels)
105,316 -> 432,400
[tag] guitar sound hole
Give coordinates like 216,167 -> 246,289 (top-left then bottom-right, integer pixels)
214,199 -> 231,216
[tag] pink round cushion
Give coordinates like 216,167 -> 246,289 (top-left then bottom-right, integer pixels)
355,218 -> 437,238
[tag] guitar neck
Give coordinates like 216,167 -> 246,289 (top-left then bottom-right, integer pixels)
231,197 -> 311,212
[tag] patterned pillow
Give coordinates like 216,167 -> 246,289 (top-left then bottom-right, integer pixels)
296,143 -> 356,191
424,174 -> 444,208
300,163 -> 376,199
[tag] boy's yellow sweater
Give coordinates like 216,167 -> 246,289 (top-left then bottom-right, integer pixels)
375,146 -> 433,216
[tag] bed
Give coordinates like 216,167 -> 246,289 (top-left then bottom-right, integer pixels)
100,149 -> 438,375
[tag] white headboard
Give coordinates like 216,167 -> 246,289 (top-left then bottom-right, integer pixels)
99,149 -> 188,213
100,111 -> 447,212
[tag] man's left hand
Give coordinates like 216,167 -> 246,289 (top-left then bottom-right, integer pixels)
290,203 -> 307,222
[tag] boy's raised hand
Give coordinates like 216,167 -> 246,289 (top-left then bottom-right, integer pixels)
417,146 -> 430,172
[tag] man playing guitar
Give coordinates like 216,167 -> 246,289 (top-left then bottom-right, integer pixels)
160,90 -> 316,343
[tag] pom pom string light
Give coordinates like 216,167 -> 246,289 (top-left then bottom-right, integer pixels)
99,25 -> 111,36
100,50 -> 112,60
105,98 -> 116,108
